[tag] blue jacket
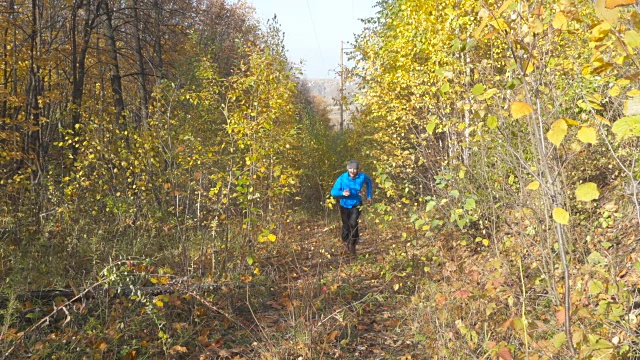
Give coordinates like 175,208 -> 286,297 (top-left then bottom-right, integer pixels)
330,172 -> 373,208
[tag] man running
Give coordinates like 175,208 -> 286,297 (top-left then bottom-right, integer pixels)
330,160 -> 373,256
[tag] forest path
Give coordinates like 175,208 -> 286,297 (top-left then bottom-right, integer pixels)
218,214 -> 437,359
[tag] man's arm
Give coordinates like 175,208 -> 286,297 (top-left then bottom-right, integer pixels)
330,175 -> 345,197
365,175 -> 373,202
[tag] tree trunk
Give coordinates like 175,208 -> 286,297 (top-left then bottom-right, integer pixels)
70,0 -> 100,160
100,0 -> 126,130
130,0 -> 149,128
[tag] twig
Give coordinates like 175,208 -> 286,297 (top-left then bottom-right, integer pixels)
2,280 -> 107,360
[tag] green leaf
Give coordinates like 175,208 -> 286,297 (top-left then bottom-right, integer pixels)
247,256 -> 254,265
426,120 -> 437,134
612,116 -> 640,140
464,198 -> 476,210
552,207 -> 570,225
425,200 -> 437,212
26,312 -> 40,319
552,332 -> 567,349
587,251 -> 607,265
575,182 -> 600,201
472,84 -> 485,96
478,88 -> 499,100
589,280 -> 605,295
486,115 -> 498,129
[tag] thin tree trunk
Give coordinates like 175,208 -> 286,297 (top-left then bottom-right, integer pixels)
131,0 -> 149,128
70,0 -> 100,160
100,0 -> 126,129
26,0 -> 44,186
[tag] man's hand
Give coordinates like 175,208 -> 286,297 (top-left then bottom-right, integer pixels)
366,197 -> 373,204
343,189 -> 351,197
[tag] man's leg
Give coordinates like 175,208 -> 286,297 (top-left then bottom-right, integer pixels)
339,206 -> 352,252
348,207 -> 361,254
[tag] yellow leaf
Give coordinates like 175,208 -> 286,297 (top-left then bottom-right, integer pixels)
564,118 -> 579,126
552,12 -> 568,30
594,114 -> 611,126
590,21 -> 611,43
510,102 -> 533,119
577,126 -> 598,144
595,0 -> 619,23
268,233 -> 277,242
487,115 -> 498,129
628,89 -> 640,96
624,30 -> 640,48
605,0 -> 637,9
526,181 -> 540,190
530,19 -> 543,34
575,182 -> 600,202
609,85 -> 621,96
155,300 -> 164,307
547,119 -> 568,147
552,208 -> 570,225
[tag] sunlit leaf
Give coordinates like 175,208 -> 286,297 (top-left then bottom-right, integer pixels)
552,332 -> 567,348
530,19 -> 543,33
510,102 -> 533,119
575,182 -> 600,201
594,114 -> 611,125
625,30 -> 640,48
589,279 -> 605,295
526,181 -> 540,190
552,207 -> 570,225
608,85 -> 621,96
612,116 -> 640,140
595,0 -> 620,23
472,84 -> 485,96
577,126 -> 597,144
487,115 -> 498,129
590,20 -> 612,42
552,12 -> 568,30
605,0 -> 637,9
623,96 -> 640,116
547,119 -> 568,146
478,88 -> 499,100
426,120 -> 437,134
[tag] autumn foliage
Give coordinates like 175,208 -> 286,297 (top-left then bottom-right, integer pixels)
3,0 -> 640,359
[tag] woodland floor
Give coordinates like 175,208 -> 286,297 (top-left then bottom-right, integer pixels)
5,211 -> 640,359
212,216 -> 430,359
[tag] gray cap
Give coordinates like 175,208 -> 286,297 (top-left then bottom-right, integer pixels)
347,160 -> 359,170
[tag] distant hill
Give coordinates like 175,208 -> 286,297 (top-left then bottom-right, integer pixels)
303,78 -> 356,130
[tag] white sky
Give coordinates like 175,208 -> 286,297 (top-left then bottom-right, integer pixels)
250,0 -> 377,79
